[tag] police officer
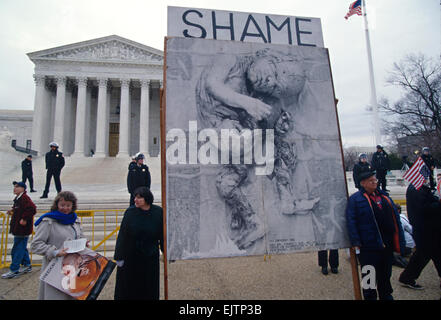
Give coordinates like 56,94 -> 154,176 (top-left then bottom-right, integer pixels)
40,142 -> 65,199
353,153 -> 372,190
127,153 -> 151,206
371,145 -> 390,192
21,154 -> 36,192
421,147 -> 436,190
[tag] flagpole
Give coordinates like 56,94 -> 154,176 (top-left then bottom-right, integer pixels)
362,0 -> 381,145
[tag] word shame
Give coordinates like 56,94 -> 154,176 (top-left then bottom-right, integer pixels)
168,6 -> 324,47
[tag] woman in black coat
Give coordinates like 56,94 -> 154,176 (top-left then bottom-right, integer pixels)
114,187 -> 164,300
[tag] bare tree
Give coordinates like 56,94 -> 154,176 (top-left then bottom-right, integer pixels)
380,54 -> 441,159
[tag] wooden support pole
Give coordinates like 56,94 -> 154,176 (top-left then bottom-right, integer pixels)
160,37 -> 169,301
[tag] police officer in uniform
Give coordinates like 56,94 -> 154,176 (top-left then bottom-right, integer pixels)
353,153 -> 372,190
371,145 -> 390,192
40,142 -> 65,199
21,154 -> 36,192
421,147 -> 436,190
127,153 -> 151,206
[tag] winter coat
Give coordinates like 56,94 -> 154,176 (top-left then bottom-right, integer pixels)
371,151 -> 390,172
127,164 -> 151,194
9,192 -> 36,236
406,184 -> 441,253
45,149 -> 65,172
30,217 -> 84,300
346,188 -> 405,253
114,205 -> 163,300
353,161 -> 373,189
399,214 -> 415,249
21,158 -> 33,176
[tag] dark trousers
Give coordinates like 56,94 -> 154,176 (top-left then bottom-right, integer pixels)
22,174 -> 34,190
129,193 -> 135,207
399,247 -> 441,282
318,250 -> 339,268
43,169 -> 62,195
376,170 -> 387,191
359,248 -> 394,300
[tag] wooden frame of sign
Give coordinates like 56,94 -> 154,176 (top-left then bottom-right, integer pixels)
160,36 -> 362,300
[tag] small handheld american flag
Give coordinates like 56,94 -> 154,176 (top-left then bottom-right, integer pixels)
345,0 -> 362,20
403,157 -> 430,190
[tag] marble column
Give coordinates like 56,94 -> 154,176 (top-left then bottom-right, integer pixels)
63,82 -> 73,156
53,76 -> 67,151
72,77 -> 88,157
139,79 -> 150,156
117,78 -> 131,158
95,78 -> 109,157
31,74 -> 48,155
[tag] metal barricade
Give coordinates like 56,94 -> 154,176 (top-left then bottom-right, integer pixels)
0,209 -> 125,269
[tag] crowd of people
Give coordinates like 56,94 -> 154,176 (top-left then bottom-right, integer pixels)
2,142 -> 158,300
345,145 -> 441,300
1,142 -> 440,300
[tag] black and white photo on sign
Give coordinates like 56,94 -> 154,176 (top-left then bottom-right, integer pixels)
165,37 -> 350,260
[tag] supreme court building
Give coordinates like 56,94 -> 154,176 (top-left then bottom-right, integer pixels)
27,35 -> 163,158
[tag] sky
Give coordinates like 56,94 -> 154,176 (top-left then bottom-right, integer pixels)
0,0 -> 439,147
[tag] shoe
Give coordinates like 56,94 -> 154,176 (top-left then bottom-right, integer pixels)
321,267 -> 328,275
400,280 -> 424,290
1,270 -> 20,279
40,194 -> 48,199
331,267 -> 339,274
30,190 -> 37,193
19,265 -> 32,273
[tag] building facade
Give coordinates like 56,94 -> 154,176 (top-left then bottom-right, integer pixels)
27,35 -> 163,158
0,110 -> 33,149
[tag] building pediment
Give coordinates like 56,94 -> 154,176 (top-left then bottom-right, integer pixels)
27,35 -> 163,65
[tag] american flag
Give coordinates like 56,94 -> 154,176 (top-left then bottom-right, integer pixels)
403,157 -> 430,190
345,0 -> 362,20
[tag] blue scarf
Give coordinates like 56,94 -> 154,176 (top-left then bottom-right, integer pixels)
34,210 -> 77,226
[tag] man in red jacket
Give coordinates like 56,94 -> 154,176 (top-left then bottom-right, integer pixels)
1,181 -> 36,279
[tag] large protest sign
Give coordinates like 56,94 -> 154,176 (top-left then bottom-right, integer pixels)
164,37 -> 350,260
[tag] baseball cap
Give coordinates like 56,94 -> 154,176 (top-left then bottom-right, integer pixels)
12,181 -> 27,189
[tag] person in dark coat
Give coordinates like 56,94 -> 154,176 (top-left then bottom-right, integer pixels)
353,153 -> 372,190
114,187 -> 163,300
1,181 -> 36,279
398,180 -> 441,289
127,153 -> 151,206
346,170 -> 405,300
41,142 -> 65,199
371,145 -> 390,192
421,147 -> 437,190
21,155 -> 36,192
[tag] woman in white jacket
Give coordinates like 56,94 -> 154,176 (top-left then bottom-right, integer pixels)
31,191 -> 85,300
